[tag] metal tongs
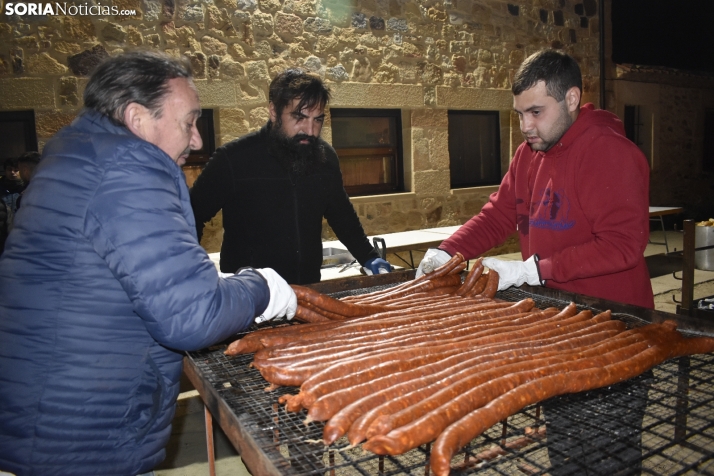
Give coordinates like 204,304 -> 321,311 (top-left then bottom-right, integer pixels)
338,258 -> 358,273
338,237 -> 387,273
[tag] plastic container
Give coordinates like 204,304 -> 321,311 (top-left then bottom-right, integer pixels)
695,225 -> 714,271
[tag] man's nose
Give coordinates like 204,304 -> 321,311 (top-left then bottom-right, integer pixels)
190,124 -> 203,151
303,120 -> 317,137
520,116 -> 533,134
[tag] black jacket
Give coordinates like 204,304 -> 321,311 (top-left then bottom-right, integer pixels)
190,124 -> 378,284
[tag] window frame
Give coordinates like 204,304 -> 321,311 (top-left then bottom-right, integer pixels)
185,108 -> 216,166
0,110 -> 38,161
447,109 -> 502,189
330,108 -> 405,197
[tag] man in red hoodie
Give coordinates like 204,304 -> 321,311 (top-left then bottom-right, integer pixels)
418,49 -> 654,475
417,48 -> 654,310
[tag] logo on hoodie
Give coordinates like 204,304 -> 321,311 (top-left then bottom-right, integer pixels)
529,187 -> 575,231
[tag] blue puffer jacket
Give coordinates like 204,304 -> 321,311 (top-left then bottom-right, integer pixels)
0,111 -> 270,476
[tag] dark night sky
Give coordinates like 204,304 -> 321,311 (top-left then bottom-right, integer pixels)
611,0 -> 714,73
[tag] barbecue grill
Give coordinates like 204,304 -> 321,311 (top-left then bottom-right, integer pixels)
184,271 -> 714,475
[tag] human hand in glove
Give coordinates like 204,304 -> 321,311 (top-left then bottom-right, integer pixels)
363,257 -> 393,275
239,268 -> 297,323
481,255 -> 544,291
415,248 -> 452,278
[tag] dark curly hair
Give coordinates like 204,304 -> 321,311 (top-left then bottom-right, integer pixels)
269,69 -> 331,119
512,49 -> 582,101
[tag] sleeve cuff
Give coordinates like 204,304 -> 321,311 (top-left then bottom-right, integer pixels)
533,254 -> 550,285
436,246 -> 454,257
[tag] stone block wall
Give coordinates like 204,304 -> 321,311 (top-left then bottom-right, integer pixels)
0,0 -> 602,254
608,67 -> 714,223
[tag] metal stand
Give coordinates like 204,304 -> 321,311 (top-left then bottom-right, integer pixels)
205,405 -> 216,476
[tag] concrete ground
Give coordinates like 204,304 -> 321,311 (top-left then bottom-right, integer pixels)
156,229 -> 714,476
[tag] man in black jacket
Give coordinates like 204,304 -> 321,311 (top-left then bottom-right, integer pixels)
191,69 -> 392,284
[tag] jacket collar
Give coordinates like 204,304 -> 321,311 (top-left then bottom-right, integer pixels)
73,109 -> 136,137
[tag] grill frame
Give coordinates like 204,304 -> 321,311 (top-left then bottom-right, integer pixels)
184,274 -> 714,475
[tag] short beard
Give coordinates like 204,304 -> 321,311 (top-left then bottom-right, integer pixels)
267,120 -> 326,176
528,100 -> 574,152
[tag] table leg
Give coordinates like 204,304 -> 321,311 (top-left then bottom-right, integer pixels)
660,216 -> 670,254
648,215 -> 671,254
391,252 -> 416,269
205,405 -> 216,476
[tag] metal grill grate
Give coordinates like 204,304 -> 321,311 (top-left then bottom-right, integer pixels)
187,286 -> 714,475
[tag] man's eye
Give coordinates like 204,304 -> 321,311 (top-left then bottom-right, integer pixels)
316,117 -> 324,123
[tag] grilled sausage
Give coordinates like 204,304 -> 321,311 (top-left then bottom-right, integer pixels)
362,340 -> 649,456
255,304 -> 539,371
474,269 -> 499,299
292,285 -> 392,317
293,306 -> 331,323
465,273 -> 490,297
428,322 -> 714,475
258,300 -> 517,349
455,258 -> 483,296
346,327 -> 632,445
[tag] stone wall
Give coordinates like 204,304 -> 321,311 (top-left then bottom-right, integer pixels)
0,0 -> 602,254
607,67 -> 714,223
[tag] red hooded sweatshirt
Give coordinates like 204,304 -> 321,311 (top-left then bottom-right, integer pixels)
441,104 -> 654,309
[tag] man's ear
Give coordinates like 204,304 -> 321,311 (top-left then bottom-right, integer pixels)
124,102 -> 150,140
268,102 -> 277,123
565,86 -> 581,113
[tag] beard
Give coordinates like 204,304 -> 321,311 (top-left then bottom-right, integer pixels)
268,120 -> 327,176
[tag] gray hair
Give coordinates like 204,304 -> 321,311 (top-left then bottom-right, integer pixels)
83,50 -> 193,126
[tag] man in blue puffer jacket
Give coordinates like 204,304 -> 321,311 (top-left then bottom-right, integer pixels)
0,51 -> 297,476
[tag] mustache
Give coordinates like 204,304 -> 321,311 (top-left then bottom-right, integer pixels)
292,133 -> 317,145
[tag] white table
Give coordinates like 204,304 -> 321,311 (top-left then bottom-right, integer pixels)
649,206 -> 684,254
323,225 -> 461,269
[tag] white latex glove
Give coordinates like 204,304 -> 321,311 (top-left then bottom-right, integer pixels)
415,248 -> 452,278
482,255 -> 543,291
240,268 -> 297,323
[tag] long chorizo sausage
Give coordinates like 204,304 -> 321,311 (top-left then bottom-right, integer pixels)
341,252 -> 466,304
473,269 -> 499,298
464,273 -> 489,297
292,285 -> 392,317
258,300 -> 520,349
298,303 -> 574,402
362,340 -> 649,456
304,307 -> 563,419
455,258 -> 483,296
255,304 -> 541,371
257,316 -> 625,387
293,306 -> 331,323
346,327 -> 635,445
429,322 -> 714,475
264,305 -> 557,364
225,320 -> 346,355
354,274 -> 463,305
260,298 -> 508,354
365,338 -> 650,439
